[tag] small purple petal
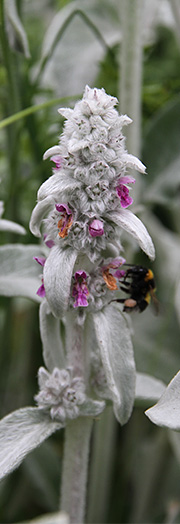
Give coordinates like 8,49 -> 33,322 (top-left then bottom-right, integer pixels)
108,257 -> 126,269
74,270 -> 87,280
56,203 -> 72,216
72,271 -> 89,308
116,184 -> 133,208
51,155 -> 62,169
45,238 -> 55,248
89,219 -> 104,237
118,176 -> 136,185
44,235 -> 55,249
101,257 -> 126,272
116,176 -> 135,209
33,256 -> 46,267
114,269 -> 126,279
73,294 -> 89,308
37,281 -> 46,297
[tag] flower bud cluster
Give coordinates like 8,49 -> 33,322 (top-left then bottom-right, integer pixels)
31,86 -> 154,320
70,256 -> 126,313
35,367 -> 85,422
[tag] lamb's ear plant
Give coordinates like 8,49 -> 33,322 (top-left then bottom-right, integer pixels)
0,85 -> 157,523
145,370 -> 180,431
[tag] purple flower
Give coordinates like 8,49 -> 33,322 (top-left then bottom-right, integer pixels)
37,279 -> 46,297
116,176 -> 135,208
51,154 -> 63,170
56,203 -> 73,238
89,219 -> 104,237
33,256 -> 46,297
114,269 -> 126,279
72,271 -> 89,308
33,256 -> 46,267
44,235 -> 55,249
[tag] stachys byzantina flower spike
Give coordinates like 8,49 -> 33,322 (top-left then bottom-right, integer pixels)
0,87 -> 156,490
30,86 -> 155,318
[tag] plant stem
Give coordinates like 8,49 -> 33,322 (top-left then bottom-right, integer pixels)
170,0 -> 180,49
61,417 -> 93,524
60,312 -> 93,522
65,311 -> 86,378
119,0 -> 144,158
0,95 -> 80,130
87,406 -> 117,523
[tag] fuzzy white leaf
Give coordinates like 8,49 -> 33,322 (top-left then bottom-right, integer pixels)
37,172 -> 81,201
79,399 -> 105,417
0,407 -> 62,480
107,209 -> 155,260
30,196 -> 55,237
58,108 -> 74,119
122,153 -> 146,173
93,304 -> 136,425
0,244 -> 45,302
43,145 -> 61,160
0,218 -> 26,235
145,371 -> 180,430
44,245 -> 77,317
135,372 -> 166,406
39,300 -> 65,371
118,115 -> 132,127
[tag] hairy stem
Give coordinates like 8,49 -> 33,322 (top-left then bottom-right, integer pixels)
170,0 -> 180,49
87,406 -> 117,523
119,0 -> 144,158
61,417 -> 93,524
60,312 -> 93,522
65,311 -> 87,379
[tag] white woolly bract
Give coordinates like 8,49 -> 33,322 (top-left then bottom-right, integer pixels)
106,209 -> 155,260
145,370 -> 180,430
0,407 -> 61,480
0,201 -> 26,234
93,304 -> 136,425
43,245 -> 77,317
39,299 -> 66,371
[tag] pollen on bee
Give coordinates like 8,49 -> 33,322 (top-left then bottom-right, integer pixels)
124,298 -> 137,309
145,292 -> 151,304
145,269 -> 154,282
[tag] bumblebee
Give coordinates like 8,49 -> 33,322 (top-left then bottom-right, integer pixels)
115,265 -> 157,313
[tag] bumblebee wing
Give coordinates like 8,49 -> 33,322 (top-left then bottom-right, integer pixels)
150,288 -> 159,315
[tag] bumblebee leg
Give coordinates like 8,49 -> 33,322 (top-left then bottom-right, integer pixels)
110,298 -> 125,304
120,285 -> 131,294
120,280 -> 131,287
